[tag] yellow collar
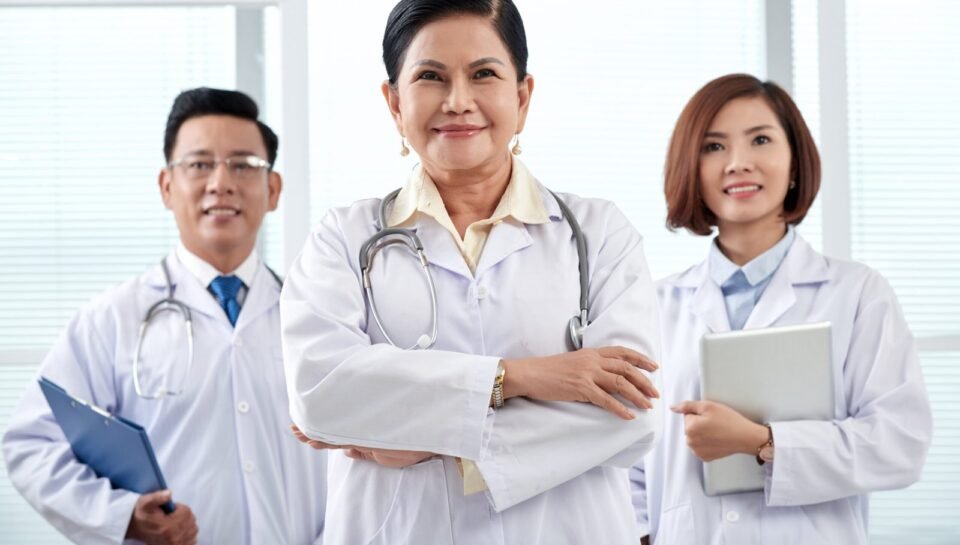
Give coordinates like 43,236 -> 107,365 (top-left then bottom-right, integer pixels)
386,157 -> 550,228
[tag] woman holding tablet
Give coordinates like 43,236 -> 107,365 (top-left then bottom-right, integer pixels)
630,73 -> 932,545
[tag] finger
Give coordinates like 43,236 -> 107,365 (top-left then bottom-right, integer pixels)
138,489 -> 173,512
671,400 -> 706,415
604,359 -> 660,399
181,521 -> 199,545
598,346 -> 659,371
586,385 -> 635,420
598,371 -> 651,410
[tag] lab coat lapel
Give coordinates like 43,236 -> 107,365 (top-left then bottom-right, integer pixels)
234,262 -> 280,332
412,218 -> 474,279
685,262 -> 732,333
474,219 -> 533,279
150,254 -> 230,323
742,235 -> 828,329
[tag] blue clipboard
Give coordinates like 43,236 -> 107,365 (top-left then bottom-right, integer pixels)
38,377 -> 176,513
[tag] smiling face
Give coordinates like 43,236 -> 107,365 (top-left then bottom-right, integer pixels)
382,15 -> 533,178
159,114 -> 281,270
698,96 -> 793,234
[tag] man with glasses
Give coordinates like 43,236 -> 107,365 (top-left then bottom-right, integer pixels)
2,88 -> 326,545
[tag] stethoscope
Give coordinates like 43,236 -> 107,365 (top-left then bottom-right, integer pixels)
132,257 -> 283,399
359,188 -> 590,351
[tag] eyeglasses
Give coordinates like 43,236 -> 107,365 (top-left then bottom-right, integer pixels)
168,154 -> 272,181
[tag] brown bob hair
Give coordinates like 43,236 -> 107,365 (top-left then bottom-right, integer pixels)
664,73 -> 821,236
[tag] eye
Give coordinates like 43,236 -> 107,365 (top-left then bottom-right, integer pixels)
702,142 -> 724,153
189,160 -> 214,170
753,134 -> 771,145
417,70 -> 442,81
473,68 -> 497,79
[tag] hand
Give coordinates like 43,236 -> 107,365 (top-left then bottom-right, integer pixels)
125,490 -> 198,545
343,447 -> 435,468
502,346 -> 659,420
671,400 -> 769,462
291,424 -> 435,468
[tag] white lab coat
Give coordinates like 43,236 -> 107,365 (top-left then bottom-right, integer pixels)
630,235 -> 932,545
281,185 -> 661,545
2,254 -> 326,545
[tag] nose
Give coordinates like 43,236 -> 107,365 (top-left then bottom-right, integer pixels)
205,162 -> 236,194
442,75 -> 476,115
724,145 -> 755,175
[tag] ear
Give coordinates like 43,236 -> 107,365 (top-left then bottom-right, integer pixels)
267,171 -> 283,211
381,80 -> 405,135
158,168 -> 173,210
514,74 -> 535,134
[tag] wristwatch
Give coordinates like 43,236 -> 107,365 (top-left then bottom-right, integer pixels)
756,424 -> 774,465
490,361 -> 506,409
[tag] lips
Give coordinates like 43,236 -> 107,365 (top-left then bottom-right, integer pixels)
204,206 -> 240,216
433,124 -> 485,137
723,182 -> 762,196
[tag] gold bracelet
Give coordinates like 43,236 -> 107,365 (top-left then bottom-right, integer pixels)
491,362 -> 506,409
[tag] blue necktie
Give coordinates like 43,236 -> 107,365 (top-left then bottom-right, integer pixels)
210,275 -> 243,327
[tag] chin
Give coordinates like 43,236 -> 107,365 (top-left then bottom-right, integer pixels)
429,147 -> 499,171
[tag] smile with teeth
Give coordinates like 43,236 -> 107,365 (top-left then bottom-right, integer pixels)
725,185 -> 761,194
206,207 -> 239,216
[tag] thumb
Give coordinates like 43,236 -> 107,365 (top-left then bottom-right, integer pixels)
139,489 -> 173,511
670,400 -> 706,415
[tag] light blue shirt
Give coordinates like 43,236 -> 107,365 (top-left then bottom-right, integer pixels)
708,227 -> 796,330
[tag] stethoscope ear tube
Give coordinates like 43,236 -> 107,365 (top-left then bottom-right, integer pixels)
360,229 -> 438,350
364,188 -> 590,351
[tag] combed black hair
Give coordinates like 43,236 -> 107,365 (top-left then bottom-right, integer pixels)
163,87 -> 278,166
382,0 -> 528,85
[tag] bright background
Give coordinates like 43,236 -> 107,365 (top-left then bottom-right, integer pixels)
0,1 -> 957,543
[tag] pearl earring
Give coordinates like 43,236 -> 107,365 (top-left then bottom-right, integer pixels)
511,135 -> 522,156
400,137 -> 410,157
789,180 -> 797,189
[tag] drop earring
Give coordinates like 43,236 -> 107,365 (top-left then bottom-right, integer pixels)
789,179 -> 797,189
511,134 -> 522,156
400,137 -> 410,157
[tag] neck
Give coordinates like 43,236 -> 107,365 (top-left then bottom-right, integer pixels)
425,154 -> 513,235
182,240 -> 254,274
715,219 -> 788,266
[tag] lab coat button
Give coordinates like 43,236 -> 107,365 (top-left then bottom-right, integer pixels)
725,510 -> 740,523
238,401 -> 249,414
243,461 -> 254,473
477,286 -> 488,299
234,338 -> 243,348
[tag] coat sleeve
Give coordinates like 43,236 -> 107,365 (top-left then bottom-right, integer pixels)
473,203 -> 662,510
765,270 -> 932,506
1,308 -> 139,545
281,211 -> 500,459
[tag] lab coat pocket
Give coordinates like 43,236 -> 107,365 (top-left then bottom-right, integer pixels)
366,458 -> 453,545
655,503 -> 698,545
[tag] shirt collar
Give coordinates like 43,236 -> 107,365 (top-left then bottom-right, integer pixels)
175,242 -> 259,289
385,156 -> 550,228
708,226 -> 797,287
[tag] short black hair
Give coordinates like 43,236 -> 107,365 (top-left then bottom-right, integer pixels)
163,87 -> 279,167
382,0 -> 528,86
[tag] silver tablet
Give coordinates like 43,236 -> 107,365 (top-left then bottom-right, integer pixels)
699,322 -> 834,496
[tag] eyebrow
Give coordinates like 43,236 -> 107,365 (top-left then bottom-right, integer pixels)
411,57 -> 506,70
704,124 -> 777,139
182,150 -> 260,157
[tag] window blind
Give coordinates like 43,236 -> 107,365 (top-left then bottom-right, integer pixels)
843,1 -> 960,542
